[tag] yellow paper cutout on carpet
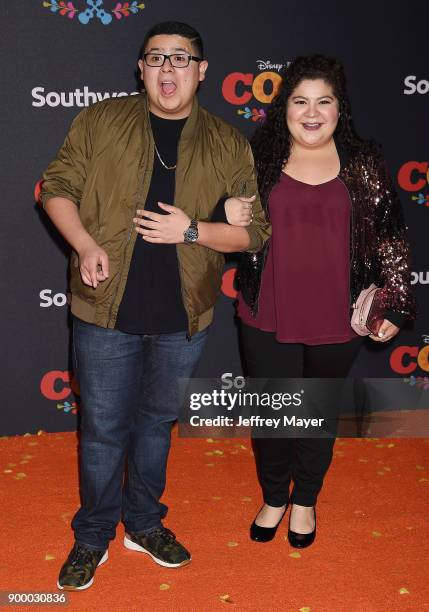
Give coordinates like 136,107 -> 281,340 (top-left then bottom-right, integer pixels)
3,469 -> 12,473
227,541 -> 238,547
213,450 -> 224,455
159,583 -> 170,590
399,588 -> 409,594
299,608 -> 311,612
372,531 -> 382,537
206,438 -> 214,443
289,552 -> 301,558
45,554 -> 55,561
387,443 -> 395,448
15,472 -> 26,479
220,594 -> 233,604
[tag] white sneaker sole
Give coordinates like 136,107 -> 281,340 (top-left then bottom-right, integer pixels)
57,549 -> 108,591
123,535 -> 191,568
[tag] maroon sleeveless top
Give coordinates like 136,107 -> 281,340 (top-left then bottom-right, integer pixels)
237,172 -> 357,345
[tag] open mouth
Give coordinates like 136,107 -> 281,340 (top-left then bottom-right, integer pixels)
160,80 -> 177,96
302,123 -> 322,130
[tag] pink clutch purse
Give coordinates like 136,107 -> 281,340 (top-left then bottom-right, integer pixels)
351,284 -> 385,336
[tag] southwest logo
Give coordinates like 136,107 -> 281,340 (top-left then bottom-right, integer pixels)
42,0 -> 145,25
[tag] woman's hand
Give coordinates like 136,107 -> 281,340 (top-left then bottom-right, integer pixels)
225,195 -> 256,226
369,319 -> 400,342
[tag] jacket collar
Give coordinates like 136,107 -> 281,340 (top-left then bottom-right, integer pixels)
140,92 -> 200,144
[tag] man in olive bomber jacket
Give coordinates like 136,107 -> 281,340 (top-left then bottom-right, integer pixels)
40,21 -> 270,591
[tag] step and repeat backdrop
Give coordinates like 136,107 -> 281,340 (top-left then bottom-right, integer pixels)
0,1 -> 427,435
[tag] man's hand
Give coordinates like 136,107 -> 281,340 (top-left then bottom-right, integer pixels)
78,238 -> 109,288
369,319 -> 400,342
134,203 -> 190,243
225,195 -> 255,227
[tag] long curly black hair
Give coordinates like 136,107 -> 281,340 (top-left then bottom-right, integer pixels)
251,54 -> 371,208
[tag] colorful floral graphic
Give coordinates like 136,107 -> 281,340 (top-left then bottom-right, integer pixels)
42,0 -> 145,24
112,1 -> 145,19
237,107 -> 266,122
42,0 -> 78,18
411,192 -> 429,206
56,401 -> 79,415
403,376 -> 429,390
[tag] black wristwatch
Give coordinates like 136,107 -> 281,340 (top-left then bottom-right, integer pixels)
183,218 -> 199,244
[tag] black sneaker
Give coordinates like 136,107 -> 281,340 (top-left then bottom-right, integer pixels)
124,527 -> 191,568
57,543 -> 108,591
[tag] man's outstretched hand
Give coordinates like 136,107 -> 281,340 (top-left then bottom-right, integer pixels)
78,238 -> 109,288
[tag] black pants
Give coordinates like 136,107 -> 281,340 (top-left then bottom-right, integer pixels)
239,323 -> 363,507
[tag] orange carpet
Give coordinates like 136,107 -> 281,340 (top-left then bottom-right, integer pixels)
1,431 -> 428,612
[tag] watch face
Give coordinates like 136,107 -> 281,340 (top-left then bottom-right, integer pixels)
185,227 -> 198,243
184,220 -> 198,243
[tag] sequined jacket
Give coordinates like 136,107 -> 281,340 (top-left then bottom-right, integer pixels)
237,145 -> 417,327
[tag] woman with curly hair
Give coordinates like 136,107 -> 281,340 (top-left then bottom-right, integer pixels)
232,54 -> 416,548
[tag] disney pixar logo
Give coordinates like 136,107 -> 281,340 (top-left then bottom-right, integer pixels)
222,60 -> 290,123
42,0 -> 145,25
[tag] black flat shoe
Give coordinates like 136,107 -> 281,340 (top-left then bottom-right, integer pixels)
250,505 -> 288,543
288,506 -> 316,548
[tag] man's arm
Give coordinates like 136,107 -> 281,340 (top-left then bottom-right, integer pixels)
41,108 -> 109,288
228,136 -> 271,252
133,202 -> 251,252
133,135 -> 270,253
44,197 -> 109,288
40,108 -> 93,209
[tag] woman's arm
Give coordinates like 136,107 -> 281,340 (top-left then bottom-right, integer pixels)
373,154 -> 417,324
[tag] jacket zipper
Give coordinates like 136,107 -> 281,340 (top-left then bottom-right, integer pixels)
174,136 -> 192,339
107,144 -> 152,327
107,205 -> 139,326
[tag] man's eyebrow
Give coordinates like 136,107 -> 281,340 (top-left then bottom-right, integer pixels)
146,47 -> 190,53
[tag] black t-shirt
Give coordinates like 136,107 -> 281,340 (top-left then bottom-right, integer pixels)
115,112 -> 188,335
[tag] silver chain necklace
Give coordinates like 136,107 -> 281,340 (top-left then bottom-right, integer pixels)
154,142 -> 177,170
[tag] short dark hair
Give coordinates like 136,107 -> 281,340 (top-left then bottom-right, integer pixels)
141,21 -> 204,58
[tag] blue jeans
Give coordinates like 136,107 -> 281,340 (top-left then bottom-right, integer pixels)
71,318 -> 208,550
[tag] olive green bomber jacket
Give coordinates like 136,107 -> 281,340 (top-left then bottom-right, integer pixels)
40,93 -> 271,336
